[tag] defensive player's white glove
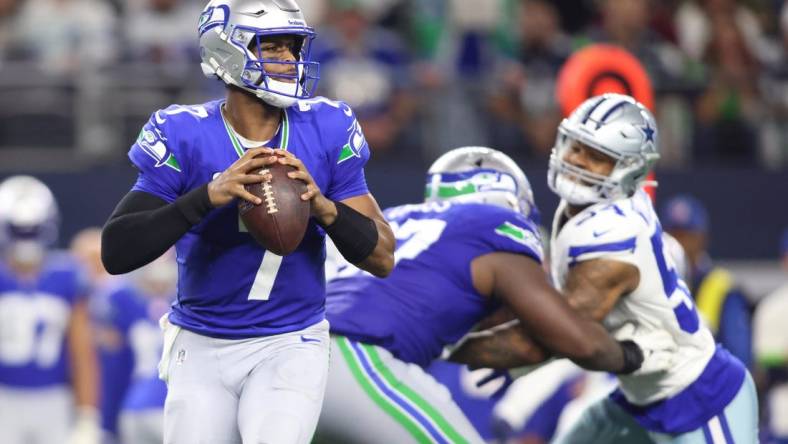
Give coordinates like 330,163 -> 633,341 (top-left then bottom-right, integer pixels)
615,324 -> 678,375
66,407 -> 101,444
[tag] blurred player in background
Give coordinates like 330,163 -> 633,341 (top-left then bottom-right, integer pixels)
118,252 -> 177,444
71,227 -> 133,443
0,176 -> 101,444
100,0 -> 394,442
315,146 -> 676,444
753,228 -> 788,444
660,194 -> 754,369
543,93 -> 757,443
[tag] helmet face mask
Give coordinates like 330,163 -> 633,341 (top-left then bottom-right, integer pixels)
547,93 -> 659,206
199,0 -> 320,108
425,147 -> 537,222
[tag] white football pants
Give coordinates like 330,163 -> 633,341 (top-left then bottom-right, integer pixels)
0,384 -> 73,444
314,335 -> 484,444
161,319 -> 330,444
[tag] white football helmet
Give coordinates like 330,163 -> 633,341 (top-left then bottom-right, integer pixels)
198,0 -> 319,108
0,175 -> 59,264
425,147 -> 537,220
547,93 -> 659,205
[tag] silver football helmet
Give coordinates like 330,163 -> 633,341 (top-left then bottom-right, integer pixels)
198,0 -> 319,108
425,147 -> 537,220
0,175 -> 59,265
547,93 -> 659,205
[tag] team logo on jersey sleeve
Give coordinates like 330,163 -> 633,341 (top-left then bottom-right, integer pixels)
137,127 -> 181,172
337,119 -> 367,164
495,221 -> 543,257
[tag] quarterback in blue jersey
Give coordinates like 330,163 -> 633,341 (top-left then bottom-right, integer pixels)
0,176 -> 101,444
315,147 -> 677,444
100,0 -> 395,443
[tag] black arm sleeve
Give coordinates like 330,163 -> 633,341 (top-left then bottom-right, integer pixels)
320,201 -> 378,265
101,185 -> 213,275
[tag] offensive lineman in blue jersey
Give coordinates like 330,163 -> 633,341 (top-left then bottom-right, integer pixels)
100,0 -> 395,442
0,176 -> 101,444
315,147 -> 678,444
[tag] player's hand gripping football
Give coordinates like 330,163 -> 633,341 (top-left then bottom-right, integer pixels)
272,149 -> 337,225
615,323 -> 678,376
207,147 -> 277,207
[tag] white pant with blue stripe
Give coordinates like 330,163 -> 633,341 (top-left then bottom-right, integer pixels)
553,372 -> 759,444
314,335 -> 484,444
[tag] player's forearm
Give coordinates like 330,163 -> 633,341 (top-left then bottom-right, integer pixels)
321,200 -> 394,277
562,320 -> 628,371
357,217 -> 395,277
448,326 -> 548,369
102,186 -> 212,274
68,302 -> 99,409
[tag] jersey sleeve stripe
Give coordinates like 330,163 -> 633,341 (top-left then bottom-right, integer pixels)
567,237 -> 637,265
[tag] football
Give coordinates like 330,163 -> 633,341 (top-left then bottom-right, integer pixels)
239,161 -> 310,255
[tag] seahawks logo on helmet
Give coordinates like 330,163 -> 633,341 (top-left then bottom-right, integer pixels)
137,128 -> 181,172
198,5 -> 229,37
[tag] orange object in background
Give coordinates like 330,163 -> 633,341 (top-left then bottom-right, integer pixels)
556,43 -> 657,202
556,43 -> 655,116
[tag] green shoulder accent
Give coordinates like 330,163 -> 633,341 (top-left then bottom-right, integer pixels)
337,144 -> 354,164
495,221 -> 536,247
164,154 -> 181,172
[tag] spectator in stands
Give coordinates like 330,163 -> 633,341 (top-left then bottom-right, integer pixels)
660,194 -> 754,368
694,10 -> 762,166
407,0 -> 509,160
312,0 -> 415,157
586,0 -> 687,91
0,0 -> 23,65
487,0 -> 570,160
758,2 -> 788,169
752,228 -> 788,444
123,0 -> 202,66
9,0 -> 117,74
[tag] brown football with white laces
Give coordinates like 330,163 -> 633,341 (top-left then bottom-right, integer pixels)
239,161 -> 310,255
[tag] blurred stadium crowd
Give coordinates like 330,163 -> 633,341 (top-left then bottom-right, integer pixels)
0,0 -> 787,443
0,0 -> 787,168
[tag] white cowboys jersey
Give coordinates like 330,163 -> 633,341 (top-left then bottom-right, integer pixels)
550,189 -> 715,405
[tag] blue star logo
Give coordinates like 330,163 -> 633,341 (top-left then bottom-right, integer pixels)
641,123 -> 655,143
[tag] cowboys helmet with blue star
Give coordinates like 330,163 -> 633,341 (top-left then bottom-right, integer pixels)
547,93 -> 660,205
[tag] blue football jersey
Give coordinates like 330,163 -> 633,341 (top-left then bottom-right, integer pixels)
127,97 -> 370,338
0,253 -> 87,387
89,279 -> 143,434
326,201 -> 543,368
123,292 -> 172,412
